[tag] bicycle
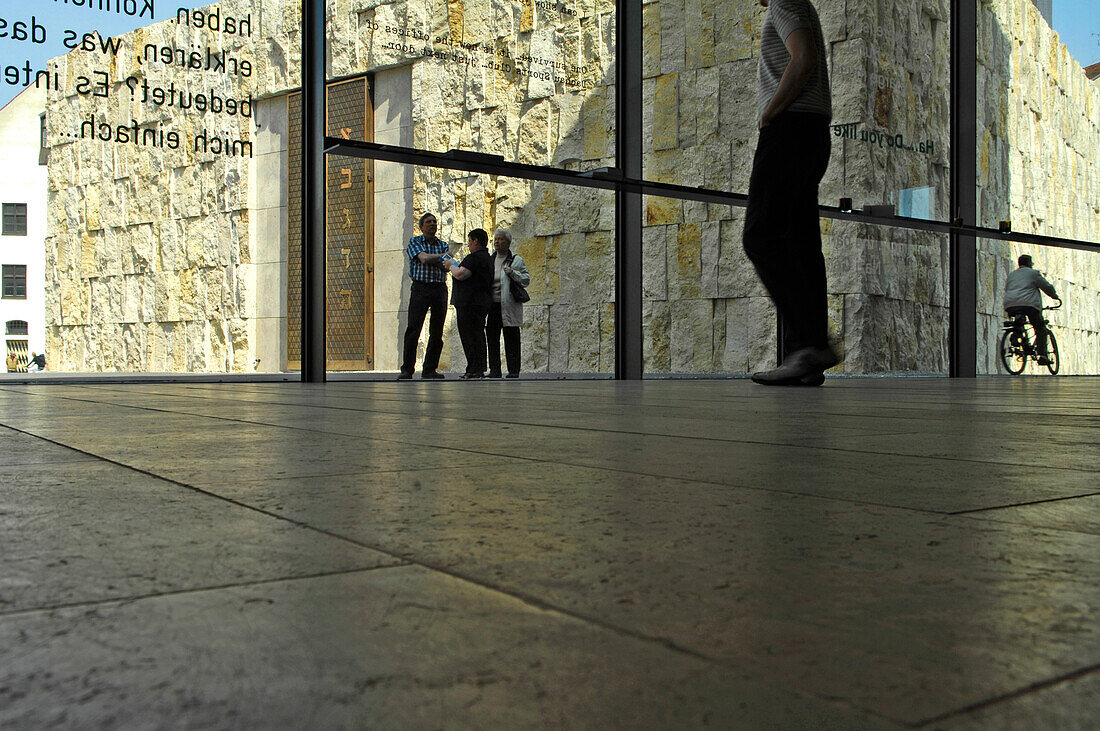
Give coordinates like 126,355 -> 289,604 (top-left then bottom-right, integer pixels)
999,302 -> 1061,375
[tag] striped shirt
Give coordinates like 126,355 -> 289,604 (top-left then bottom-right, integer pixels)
758,0 -> 831,121
405,235 -> 449,283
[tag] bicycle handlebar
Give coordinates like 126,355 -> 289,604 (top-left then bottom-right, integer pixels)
1043,301 -> 1062,311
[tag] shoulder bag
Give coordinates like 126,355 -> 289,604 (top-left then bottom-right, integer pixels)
505,253 -> 530,303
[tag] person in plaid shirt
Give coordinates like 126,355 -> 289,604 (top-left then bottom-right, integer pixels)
399,213 -> 452,379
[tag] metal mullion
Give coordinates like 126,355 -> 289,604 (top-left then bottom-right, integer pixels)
301,0 -> 326,382
950,0 -> 977,378
615,0 -> 643,380
325,138 -> 1100,255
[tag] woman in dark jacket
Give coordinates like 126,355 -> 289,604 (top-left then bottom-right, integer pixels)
443,228 -> 495,378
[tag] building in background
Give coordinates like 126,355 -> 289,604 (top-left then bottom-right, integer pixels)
1031,0 -> 1052,26
0,85 -> 48,372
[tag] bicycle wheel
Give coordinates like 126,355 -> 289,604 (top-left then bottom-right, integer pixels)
1046,331 -> 1060,375
999,329 -> 1026,374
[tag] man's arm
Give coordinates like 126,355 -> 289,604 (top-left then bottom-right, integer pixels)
1037,273 -> 1060,302
407,238 -> 445,265
760,28 -> 817,128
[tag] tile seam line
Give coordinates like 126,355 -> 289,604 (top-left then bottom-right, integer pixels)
5,390 -> 1094,479
0,425 -> 928,725
0,564 -> 411,619
0,422 -> 956,518
911,661 -> 1100,728
947,489 -> 1100,514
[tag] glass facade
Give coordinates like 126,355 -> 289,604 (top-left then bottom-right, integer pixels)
0,0 -> 1095,377
974,0 -> 1100,375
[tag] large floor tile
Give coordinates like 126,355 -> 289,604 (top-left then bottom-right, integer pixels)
194,462 -> 1100,724
0,428 -> 97,467
0,566 -> 888,728
0,461 -> 401,612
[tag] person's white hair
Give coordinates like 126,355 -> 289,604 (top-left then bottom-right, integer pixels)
494,228 -> 513,247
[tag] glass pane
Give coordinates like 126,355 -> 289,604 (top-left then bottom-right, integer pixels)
978,238 -> 1097,375
0,1 -> 300,374
642,193 -> 949,376
641,198 -> 775,375
977,0 -> 1100,244
642,0 -> 950,222
328,0 -> 615,169
975,1 -> 1099,375
316,159 -> 614,376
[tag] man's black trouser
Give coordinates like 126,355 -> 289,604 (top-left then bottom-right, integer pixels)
1006,306 -> 1050,356
456,304 -> 489,375
743,112 -> 832,358
486,303 -> 521,375
401,281 -> 447,374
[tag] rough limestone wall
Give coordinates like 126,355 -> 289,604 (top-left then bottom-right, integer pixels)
839,0 -> 951,373
640,0 -> 951,374
977,0 -> 1100,374
641,0 -> 776,373
45,0 -> 299,372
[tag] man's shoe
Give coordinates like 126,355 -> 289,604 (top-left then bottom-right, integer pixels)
421,371 -> 445,379
751,345 -> 839,386
751,368 -> 805,386
800,372 -> 826,386
487,372 -> 503,378
506,373 -> 519,379
1037,356 -> 1051,365
460,372 -> 484,380
396,371 -> 413,380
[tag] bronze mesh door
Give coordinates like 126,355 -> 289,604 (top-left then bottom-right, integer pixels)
287,76 -> 375,371
287,95 -> 303,367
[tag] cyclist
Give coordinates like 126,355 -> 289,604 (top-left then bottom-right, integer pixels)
1003,254 -> 1060,365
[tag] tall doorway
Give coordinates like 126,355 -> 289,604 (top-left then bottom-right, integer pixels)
287,76 -> 375,371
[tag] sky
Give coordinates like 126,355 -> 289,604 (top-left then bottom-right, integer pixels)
0,0 -> 211,109
1054,0 -> 1100,68
1,0 -> 1099,110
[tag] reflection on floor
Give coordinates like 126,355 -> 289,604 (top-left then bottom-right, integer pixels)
1,378 -> 1098,727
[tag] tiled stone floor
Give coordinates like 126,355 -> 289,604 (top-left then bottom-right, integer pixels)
1,377 -> 1098,727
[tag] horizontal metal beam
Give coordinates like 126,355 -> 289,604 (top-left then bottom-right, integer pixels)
325,138 -> 1100,255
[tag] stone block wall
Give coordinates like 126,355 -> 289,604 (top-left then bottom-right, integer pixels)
977,0 -> 1100,374
44,0 -> 300,372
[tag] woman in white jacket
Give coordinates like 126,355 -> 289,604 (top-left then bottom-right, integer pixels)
486,229 -> 531,378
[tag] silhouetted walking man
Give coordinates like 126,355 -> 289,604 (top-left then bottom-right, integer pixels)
744,0 -> 837,386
